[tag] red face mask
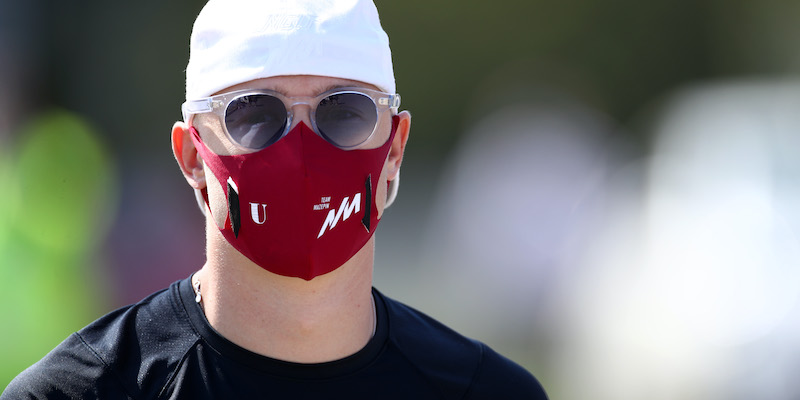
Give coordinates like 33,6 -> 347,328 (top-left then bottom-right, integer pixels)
190,118 -> 397,280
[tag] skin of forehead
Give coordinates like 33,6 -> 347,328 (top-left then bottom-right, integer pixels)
221,75 -> 384,96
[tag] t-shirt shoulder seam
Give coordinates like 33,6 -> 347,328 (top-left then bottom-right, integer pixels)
73,332 -> 137,399
391,344 -> 450,398
459,341 -> 486,400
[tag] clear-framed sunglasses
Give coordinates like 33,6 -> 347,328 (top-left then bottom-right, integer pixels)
182,87 -> 401,151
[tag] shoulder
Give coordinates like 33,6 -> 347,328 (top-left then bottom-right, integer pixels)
77,281 -> 199,373
2,333 -> 129,399
377,292 -> 548,399
2,280 -> 199,399
380,293 -> 478,363
466,345 -> 548,399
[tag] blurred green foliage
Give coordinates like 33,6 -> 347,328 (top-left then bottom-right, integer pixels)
0,110 -> 118,388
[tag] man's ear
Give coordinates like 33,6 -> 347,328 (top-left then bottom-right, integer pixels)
171,121 -> 206,190
387,111 -> 411,181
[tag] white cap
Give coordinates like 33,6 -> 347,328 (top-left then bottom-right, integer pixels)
186,0 -> 395,100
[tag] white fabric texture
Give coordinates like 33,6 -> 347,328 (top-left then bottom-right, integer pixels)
186,0 -> 395,100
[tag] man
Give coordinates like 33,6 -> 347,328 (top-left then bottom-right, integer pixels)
3,0 -> 548,398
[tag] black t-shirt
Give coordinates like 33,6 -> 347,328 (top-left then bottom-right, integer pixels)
2,277 -> 547,399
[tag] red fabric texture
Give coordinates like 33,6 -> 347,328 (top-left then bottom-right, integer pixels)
191,117 -> 398,280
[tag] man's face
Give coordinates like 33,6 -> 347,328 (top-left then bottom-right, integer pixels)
191,74 -> 401,226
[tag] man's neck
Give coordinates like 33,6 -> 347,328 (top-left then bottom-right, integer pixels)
194,226 -> 376,364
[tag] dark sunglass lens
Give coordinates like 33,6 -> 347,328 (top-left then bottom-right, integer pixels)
316,93 -> 378,148
225,94 -> 287,149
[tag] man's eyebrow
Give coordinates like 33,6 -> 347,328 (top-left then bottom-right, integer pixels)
268,84 -> 351,96
269,85 -> 288,94
318,84 -> 352,94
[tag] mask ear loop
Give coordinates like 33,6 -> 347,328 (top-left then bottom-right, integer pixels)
194,188 -> 208,217
385,172 -> 399,207
190,124 -> 211,218
186,114 -> 212,218
384,115 -> 401,208
189,126 -> 233,232
194,187 -> 232,232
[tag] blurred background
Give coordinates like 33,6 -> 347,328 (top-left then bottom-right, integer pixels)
2,0 -> 800,398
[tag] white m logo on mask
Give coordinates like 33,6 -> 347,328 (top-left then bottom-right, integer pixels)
317,193 -> 361,238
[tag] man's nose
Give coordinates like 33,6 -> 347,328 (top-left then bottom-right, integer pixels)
287,102 -> 313,131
